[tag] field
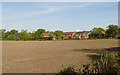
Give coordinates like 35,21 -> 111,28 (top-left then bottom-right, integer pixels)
2,39 -> 119,73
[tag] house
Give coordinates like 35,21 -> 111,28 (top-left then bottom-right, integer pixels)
63,31 -> 91,39
75,32 -> 91,39
41,33 -> 55,37
63,32 -> 76,39
41,33 -> 56,40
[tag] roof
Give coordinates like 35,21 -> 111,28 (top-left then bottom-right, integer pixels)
63,32 -> 74,34
76,32 -> 90,34
41,33 -> 54,36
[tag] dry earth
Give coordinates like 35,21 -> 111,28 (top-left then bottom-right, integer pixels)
2,39 -> 119,73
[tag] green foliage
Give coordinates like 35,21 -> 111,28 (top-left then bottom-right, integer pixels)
1,24 -> 119,41
75,36 -> 79,40
9,29 -> 18,34
106,25 -> 119,38
5,34 -> 15,40
19,30 -> 31,40
54,30 -> 63,37
58,52 -> 120,74
48,37 -> 53,40
114,34 -> 119,39
59,67 -> 77,75
90,27 -> 105,39
64,39 -> 68,40
35,29 -> 46,39
68,36 -> 72,39
0,29 -> 6,40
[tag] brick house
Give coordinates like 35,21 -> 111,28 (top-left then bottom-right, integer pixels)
63,31 -> 91,39
41,33 -> 55,37
75,32 -> 91,39
63,32 -> 76,39
41,33 -> 56,40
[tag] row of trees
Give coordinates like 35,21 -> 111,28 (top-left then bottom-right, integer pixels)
0,29 -> 63,40
0,24 -> 119,40
89,25 -> 120,39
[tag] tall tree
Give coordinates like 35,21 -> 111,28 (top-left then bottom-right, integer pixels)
90,27 -> 105,39
0,29 -> 6,40
19,29 -> 31,40
106,25 -> 119,38
9,29 -> 18,34
54,30 -> 63,37
35,29 -> 46,39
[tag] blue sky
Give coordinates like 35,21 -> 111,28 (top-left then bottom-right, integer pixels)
2,2 -> 118,32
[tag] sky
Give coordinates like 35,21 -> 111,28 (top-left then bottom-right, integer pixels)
2,2 -> 118,32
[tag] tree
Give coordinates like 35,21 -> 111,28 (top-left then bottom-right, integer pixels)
90,27 -> 105,39
4,31 -> 10,38
0,29 -> 6,40
106,25 -> 119,38
69,36 -> 72,39
19,29 -> 31,40
9,29 -> 18,34
54,30 -> 63,37
35,29 -> 46,39
5,34 -> 15,40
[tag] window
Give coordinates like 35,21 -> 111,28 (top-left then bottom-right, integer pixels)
76,34 -> 78,36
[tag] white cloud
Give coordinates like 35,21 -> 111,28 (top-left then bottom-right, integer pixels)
3,3 -> 93,20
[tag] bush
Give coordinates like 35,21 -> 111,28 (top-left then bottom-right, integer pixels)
69,36 -> 72,39
48,37 -> 53,40
15,38 -> 19,41
114,34 -> 120,39
5,34 -> 15,40
75,36 -> 79,40
58,52 -> 120,74
64,39 -> 68,40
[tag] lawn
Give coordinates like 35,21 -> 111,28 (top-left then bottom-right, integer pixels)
2,39 -> 119,73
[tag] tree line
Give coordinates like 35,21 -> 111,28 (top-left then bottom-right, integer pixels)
0,24 -> 119,41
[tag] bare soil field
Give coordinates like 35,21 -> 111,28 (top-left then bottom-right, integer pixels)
2,39 -> 119,73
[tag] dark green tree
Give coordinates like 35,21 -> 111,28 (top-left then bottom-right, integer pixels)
54,30 -> 63,38
0,29 -> 6,40
19,29 -> 31,40
35,29 -> 46,39
106,25 -> 119,38
90,27 -> 105,39
9,29 -> 18,34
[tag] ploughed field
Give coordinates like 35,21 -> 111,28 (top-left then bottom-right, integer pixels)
2,39 -> 119,73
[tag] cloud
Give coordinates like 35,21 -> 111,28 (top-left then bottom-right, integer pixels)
3,3 -> 93,20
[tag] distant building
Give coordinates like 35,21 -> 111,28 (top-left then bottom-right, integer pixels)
41,33 -> 55,37
75,32 -> 91,39
41,33 -> 56,40
63,32 -> 76,39
63,31 -> 91,39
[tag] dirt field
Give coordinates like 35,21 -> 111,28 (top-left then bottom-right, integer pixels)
2,39 -> 119,73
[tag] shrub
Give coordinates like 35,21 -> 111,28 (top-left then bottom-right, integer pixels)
75,36 -> 79,40
69,36 -> 72,39
114,34 -> 120,39
15,38 -> 19,41
64,39 -> 68,40
5,34 -> 15,40
58,52 -> 120,74
59,67 -> 78,75
48,37 -> 53,40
